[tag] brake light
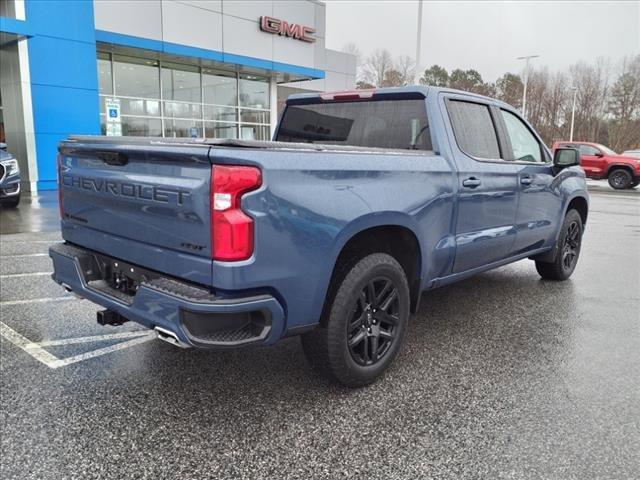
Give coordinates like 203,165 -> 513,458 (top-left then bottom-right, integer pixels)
211,165 -> 262,261
320,89 -> 375,101
56,154 -> 64,219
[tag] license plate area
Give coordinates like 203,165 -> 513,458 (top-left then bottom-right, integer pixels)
80,252 -> 161,301
97,255 -> 160,296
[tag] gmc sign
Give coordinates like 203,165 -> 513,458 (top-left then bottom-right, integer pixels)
259,16 -> 316,43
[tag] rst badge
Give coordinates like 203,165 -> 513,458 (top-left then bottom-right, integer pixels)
259,16 -> 316,43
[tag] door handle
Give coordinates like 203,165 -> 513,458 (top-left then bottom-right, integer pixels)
462,177 -> 481,188
520,176 -> 533,186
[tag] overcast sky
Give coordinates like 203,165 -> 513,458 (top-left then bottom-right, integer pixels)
325,0 -> 640,81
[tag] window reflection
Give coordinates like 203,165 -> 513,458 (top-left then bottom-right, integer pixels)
113,55 -> 160,99
239,74 -> 269,109
97,52 -> 271,139
162,63 -> 201,103
203,69 -> 237,106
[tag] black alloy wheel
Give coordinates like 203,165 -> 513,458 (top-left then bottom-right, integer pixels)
561,220 -> 580,272
608,169 -> 632,190
535,209 -> 583,281
347,277 -> 399,366
301,252 -> 410,387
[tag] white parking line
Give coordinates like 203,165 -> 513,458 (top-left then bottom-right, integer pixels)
39,330 -> 150,347
0,297 -> 75,306
0,321 -> 156,369
0,321 -> 61,367
0,272 -> 52,279
52,334 -> 155,368
0,253 -> 49,258
0,240 -> 59,244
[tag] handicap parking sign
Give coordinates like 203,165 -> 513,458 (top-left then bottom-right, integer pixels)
104,98 -> 121,136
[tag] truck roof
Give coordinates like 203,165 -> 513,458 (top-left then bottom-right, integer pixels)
286,85 -> 510,108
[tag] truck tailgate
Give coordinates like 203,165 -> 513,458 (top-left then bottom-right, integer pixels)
58,141 -> 212,275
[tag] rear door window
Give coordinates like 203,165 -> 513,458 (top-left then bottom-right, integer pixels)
276,99 -> 432,150
447,100 -> 501,159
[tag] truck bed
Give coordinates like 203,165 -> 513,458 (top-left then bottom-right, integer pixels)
64,136 -> 433,156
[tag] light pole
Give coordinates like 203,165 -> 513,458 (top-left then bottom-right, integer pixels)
517,54 -> 539,118
415,0 -> 423,83
570,86 -> 578,142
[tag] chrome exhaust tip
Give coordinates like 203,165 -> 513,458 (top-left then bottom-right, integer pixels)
61,283 -> 83,299
154,326 -> 191,349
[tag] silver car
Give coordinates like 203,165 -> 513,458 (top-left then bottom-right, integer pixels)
0,143 -> 21,207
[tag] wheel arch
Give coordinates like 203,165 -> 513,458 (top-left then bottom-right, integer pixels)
567,195 -> 588,227
324,216 -> 424,316
604,164 -> 635,179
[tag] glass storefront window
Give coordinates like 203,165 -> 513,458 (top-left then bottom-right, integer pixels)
97,53 -> 113,96
120,98 -> 160,116
162,63 -> 201,103
121,117 -> 162,137
240,109 -> 270,124
164,119 -> 203,138
239,74 -> 269,109
163,101 -> 202,119
97,51 -> 271,139
203,105 -> 237,123
240,125 -> 270,141
203,69 -> 237,107
114,55 -> 160,99
205,122 -> 237,139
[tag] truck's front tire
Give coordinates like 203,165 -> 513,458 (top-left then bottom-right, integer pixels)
535,209 -> 583,281
302,253 -> 410,387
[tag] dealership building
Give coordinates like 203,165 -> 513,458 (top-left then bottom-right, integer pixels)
0,0 -> 356,191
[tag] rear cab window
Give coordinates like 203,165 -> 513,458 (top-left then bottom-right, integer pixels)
446,100 -> 501,160
276,99 -> 432,150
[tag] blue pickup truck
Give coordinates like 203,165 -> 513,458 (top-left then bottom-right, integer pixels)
50,86 -> 588,386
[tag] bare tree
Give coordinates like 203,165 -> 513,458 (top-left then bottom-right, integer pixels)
541,71 -> 570,143
344,46 -> 635,148
570,58 -> 611,142
395,55 -> 416,86
608,55 -> 640,151
361,49 -> 394,87
342,42 -> 362,81
342,42 -> 361,65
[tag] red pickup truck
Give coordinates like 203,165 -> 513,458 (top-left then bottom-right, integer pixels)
552,141 -> 640,190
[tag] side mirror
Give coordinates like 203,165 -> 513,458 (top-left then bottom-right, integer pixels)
553,147 -> 580,170
0,142 -> 7,151
595,151 -> 604,158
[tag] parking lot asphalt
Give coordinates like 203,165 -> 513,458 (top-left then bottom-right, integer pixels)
1,184 -> 639,480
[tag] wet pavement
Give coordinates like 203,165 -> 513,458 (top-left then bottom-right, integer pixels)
1,184 -> 639,479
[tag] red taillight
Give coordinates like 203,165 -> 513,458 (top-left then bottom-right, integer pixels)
211,165 -> 262,261
57,154 -> 64,219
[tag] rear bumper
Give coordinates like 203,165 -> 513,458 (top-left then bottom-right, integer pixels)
49,243 -> 285,348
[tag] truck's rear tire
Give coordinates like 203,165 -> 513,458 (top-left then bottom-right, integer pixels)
301,253 -> 410,387
608,169 -> 632,190
535,209 -> 583,281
